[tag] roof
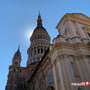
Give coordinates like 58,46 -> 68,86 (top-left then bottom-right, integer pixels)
27,48 -> 49,84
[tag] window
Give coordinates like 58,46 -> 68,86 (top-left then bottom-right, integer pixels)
40,35 -> 42,39
48,75 -> 52,84
44,47 -> 46,53
18,84 -> 23,88
15,62 -> 18,66
30,59 -> 32,64
17,55 -> 19,57
38,35 -> 40,39
34,47 -> 36,55
41,46 -> 43,54
33,58 -> 36,62
88,33 -> 90,38
37,57 -> 40,61
37,47 -> 40,54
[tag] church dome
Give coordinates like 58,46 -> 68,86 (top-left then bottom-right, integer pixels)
33,26 -> 47,34
27,12 -> 51,66
30,12 -> 50,42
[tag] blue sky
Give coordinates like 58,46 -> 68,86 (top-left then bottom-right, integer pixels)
0,0 -> 90,90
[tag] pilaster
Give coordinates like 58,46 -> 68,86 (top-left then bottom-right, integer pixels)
52,63 -> 58,90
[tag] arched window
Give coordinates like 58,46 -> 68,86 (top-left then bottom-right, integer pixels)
34,47 -> 36,55
40,35 -> 42,39
38,35 -> 40,39
44,47 -> 46,53
37,47 -> 40,54
15,62 -> 18,66
41,46 -> 43,54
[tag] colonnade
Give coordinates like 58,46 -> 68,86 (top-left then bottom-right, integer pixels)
30,46 -> 48,57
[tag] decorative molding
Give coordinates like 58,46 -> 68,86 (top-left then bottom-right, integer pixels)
82,26 -> 90,31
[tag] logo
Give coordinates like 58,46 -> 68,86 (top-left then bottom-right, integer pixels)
85,82 -> 90,86
71,82 -> 90,86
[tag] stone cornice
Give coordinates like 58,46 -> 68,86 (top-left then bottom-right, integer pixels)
82,26 -> 90,31
49,43 -> 90,60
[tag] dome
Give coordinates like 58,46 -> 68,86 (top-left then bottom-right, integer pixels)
30,12 -> 50,42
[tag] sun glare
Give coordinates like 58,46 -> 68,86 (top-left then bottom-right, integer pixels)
25,27 -> 34,41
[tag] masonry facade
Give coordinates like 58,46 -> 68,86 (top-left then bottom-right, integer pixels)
6,13 -> 90,90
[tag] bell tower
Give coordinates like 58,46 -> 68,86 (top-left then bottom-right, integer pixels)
27,11 -> 51,67
12,46 -> 21,67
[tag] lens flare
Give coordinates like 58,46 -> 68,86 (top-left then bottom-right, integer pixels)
25,27 -> 34,40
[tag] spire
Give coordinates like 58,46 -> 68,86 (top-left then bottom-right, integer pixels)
12,45 -> 21,67
17,44 -> 20,52
38,10 -> 40,16
37,10 -> 42,26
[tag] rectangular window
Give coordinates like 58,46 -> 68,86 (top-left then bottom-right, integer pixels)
33,58 -> 36,62
34,47 -> 36,55
18,84 -> 23,88
48,75 -> 52,84
37,57 -> 40,61
88,33 -> 90,38
30,59 -> 32,64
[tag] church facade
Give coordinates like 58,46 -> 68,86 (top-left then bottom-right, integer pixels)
6,13 -> 90,90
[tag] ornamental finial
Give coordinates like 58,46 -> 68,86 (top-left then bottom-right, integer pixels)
38,10 -> 40,16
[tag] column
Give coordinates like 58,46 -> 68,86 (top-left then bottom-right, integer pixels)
60,55 -> 77,90
74,56 -> 88,90
64,55 -> 80,90
56,59 -> 65,90
52,63 -> 58,90
81,55 -> 90,81
78,56 -> 89,81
